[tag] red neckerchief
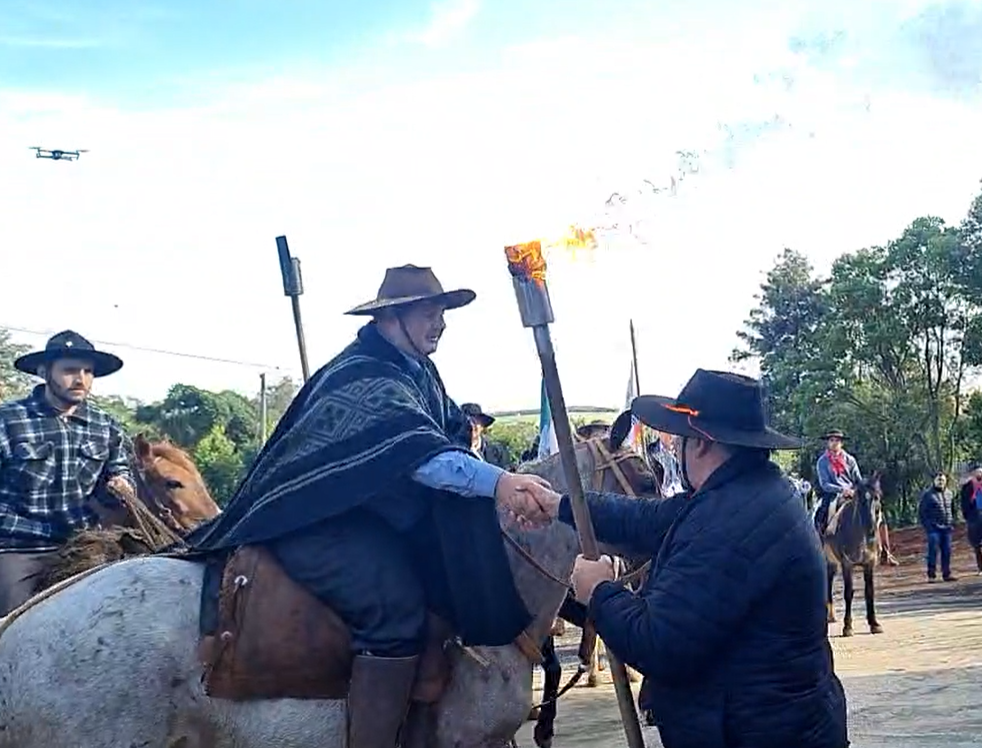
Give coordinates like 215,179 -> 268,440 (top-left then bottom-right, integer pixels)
826,449 -> 847,477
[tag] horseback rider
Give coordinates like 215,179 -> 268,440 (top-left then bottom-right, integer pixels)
815,429 -> 898,565
185,265 -> 555,748
0,330 -> 135,615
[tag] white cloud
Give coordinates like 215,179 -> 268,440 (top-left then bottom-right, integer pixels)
3,4 -> 982,413
403,0 -> 481,47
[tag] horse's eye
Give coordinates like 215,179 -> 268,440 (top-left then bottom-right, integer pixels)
164,479 -> 184,490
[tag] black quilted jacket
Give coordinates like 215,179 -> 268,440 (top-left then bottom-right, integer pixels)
560,452 -> 848,748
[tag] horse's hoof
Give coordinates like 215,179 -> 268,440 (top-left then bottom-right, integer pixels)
841,627 -> 853,637
628,669 -> 641,683
870,623 -> 884,634
527,707 -> 541,721
586,675 -> 600,688
826,603 -> 836,623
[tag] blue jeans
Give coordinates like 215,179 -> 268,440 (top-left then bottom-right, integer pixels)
925,528 -> 952,579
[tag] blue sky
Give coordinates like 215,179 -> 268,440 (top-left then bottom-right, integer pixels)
2,0 -> 982,412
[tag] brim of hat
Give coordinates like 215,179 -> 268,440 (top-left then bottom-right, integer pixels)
474,414 -> 495,427
820,433 -> 846,440
345,289 -> 477,316
14,349 -> 124,378
632,394 -> 804,451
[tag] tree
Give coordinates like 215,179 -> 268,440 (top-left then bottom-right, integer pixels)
731,248 -> 830,474
192,425 -> 245,506
0,328 -> 32,402
253,376 -> 300,439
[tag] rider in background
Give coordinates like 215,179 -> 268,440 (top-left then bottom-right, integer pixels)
815,429 -> 898,565
0,331 -> 135,615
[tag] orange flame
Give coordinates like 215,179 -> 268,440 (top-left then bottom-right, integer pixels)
504,224 -> 599,284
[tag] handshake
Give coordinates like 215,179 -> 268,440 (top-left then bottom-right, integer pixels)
494,472 -> 562,529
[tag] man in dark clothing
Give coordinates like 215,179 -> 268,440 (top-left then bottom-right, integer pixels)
0,331 -> 134,615
460,402 -> 512,469
919,472 -> 956,582
186,265 -> 555,748
959,466 -> 982,574
536,369 -> 848,748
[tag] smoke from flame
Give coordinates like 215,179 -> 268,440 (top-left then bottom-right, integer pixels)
504,224 -> 599,284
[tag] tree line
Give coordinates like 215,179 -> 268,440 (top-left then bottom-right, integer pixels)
733,180 -> 982,523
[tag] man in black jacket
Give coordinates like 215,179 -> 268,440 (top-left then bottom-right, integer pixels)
537,369 -> 848,748
918,472 -> 956,582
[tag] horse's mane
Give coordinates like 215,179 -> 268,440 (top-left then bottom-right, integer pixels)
146,440 -> 202,476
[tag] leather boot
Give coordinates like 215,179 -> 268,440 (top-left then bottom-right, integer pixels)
347,654 -> 419,748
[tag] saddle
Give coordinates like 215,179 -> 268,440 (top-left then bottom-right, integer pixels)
196,545 -> 454,703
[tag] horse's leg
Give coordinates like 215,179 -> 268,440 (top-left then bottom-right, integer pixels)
841,563 -> 854,637
533,635 -> 562,748
826,561 -> 837,623
587,638 -> 602,687
864,562 -> 883,634
402,701 -> 437,748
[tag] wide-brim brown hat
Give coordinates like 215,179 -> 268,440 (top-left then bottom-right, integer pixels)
345,264 -> 476,316
14,330 -> 123,378
631,369 -> 802,451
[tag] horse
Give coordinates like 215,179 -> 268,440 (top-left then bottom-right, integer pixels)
34,433 -> 221,591
519,423 -> 663,748
0,416 -> 658,748
821,472 -> 885,638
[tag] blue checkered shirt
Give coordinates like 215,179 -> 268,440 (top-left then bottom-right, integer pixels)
0,385 -> 136,552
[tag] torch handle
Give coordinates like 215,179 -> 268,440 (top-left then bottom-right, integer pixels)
532,326 -> 599,559
532,323 -> 647,748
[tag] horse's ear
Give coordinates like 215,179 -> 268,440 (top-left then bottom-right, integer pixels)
134,433 -> 152,461
608,410 -> 633,451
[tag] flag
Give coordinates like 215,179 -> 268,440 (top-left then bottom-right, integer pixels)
537,377 -> 559,459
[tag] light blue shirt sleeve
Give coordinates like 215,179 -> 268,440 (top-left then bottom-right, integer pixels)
411,450 -> 504,498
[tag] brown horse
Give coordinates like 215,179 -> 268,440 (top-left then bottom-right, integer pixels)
822,472 -> 885,638
36,433 -> 220,590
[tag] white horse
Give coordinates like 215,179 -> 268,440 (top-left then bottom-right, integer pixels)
0,434 -> 657,748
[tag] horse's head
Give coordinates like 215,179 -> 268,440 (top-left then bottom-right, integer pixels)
132,434 -> 221,534
854,470 -> 883,542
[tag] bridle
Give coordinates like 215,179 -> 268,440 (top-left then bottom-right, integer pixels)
130,459 -> 188,536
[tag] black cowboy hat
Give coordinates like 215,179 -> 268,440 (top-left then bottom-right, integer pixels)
631,369 -> 802,451
820,429 -> 846,440
460,403 -> 495,428
14,330 -> 123,378
345,265 -> 476,316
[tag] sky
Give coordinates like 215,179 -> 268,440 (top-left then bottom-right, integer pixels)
2,0 -> 982,413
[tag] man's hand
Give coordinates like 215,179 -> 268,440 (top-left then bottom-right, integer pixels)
107,475 -> 136,501
495,473 -> 559,528
571,554 -> 615,604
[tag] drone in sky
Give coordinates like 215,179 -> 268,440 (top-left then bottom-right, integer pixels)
30,147 -> 88,161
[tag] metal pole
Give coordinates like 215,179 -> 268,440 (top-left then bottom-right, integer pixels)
259,373 -> 268,443
505,243 -> 645,748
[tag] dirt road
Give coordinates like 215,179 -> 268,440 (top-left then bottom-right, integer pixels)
517,526 -> 982,748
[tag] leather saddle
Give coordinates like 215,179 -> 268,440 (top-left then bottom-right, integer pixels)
197,545 -> 454,703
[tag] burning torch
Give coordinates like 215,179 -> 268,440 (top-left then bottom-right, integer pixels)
504,240 -> 645,748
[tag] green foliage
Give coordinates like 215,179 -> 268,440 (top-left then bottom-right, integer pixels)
734,183 -> 982,523
0,330 -> 32,402
192,426 -> 245,507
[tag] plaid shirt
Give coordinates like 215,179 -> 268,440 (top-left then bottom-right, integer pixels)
0,385 -> 135,552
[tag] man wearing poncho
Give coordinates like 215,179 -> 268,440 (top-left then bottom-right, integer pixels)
188,265 -> 555,748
